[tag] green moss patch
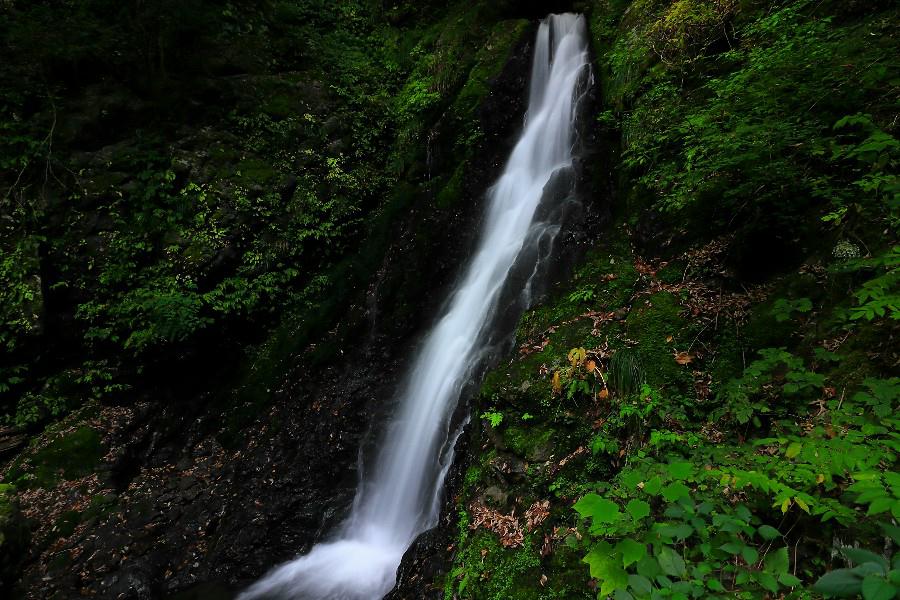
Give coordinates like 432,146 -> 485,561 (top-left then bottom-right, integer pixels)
27,426 -> 104,488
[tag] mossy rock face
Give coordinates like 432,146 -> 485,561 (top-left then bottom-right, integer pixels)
625,291 -> 694,390
0,484 -> 29,586
447,530 -> 592,600
503,425 -> 555,462
235,157 -> 277,186
435,163 -> 465,208
23,426 -> 104,489
450,18 -> 531,124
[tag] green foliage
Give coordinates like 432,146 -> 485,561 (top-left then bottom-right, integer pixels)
607,0 -> 898,253
827,115 -> 899,230
576,463 -> 802,599
840,247 -> 900,322
0,0 -> 537,433
714,348 -> 824,427
608,348 -> 646,396
847,471 -> 900,519
644,0 -> 737,66
11,426 -> 103,489
568,287 -> 597,304
772,297 -> 813,323
481,411 -> 504,428
814,525 -> 900,599
0,235 -> 42,353
0,481 -> 28,584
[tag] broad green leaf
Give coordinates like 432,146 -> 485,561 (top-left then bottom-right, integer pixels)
765,547 -> 790,575
661,482 -> 691,502
657,546 -> 686,578
655,523 -> 693,541
614,589 -> 635,600
584,544 -> 628,595
656,574 -> 673,588
868,497 -> 894,516
720,542 -> 742,555
626,499 -> 651,521
757,525 -> 781,540
600,568 -> 629,596
668,462 -> 693,480
856,563 -> 890,578
643,476 -> 663,496
786,442 -> 802,458
742,545 -> 759,565
882,523 -> 900,545
575,494 -> 622,524
622,470 -> 644,490
842,547 -> 890,572
861,575 -> 896,600
617,539 -> 647,567
779,573 -> 802,586
636,556 -> 661,579
628,574 -> 653,596
756,571 -> 779,593
814,569 -> 863,597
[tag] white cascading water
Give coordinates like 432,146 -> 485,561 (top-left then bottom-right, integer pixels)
240,14 -> 590,600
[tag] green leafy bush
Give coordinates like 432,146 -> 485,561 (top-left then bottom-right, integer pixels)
813,525 -> 900,599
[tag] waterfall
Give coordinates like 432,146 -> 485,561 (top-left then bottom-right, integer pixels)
240,13 -> 590,600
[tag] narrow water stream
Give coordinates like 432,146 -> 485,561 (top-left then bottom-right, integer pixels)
240,13 -> 591,600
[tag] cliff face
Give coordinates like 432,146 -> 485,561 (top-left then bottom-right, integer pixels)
2,1 -> 899,599
0,2 -> 548,597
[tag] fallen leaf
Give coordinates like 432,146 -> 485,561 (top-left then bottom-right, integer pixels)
597,388 -> 609,399
674,351 -> 695,365
567,347 -> 587,367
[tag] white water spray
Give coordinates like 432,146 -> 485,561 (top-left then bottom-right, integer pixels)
240,14 -> 590,600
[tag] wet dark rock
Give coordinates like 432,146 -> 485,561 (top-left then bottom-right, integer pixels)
483,485 -> 510,507
0,427 -> 27,459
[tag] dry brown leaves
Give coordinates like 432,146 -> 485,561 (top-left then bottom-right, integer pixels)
693,370 -> 712,401
469,502 -> 524,548
524,500 -> 550,531
673,351 -> 695,365
18,473 -> 114,571
644,278 -> 771,324
683,236 -> 733,272
518,310 -> 618,358
633,236 -> 772,324
546,445 -> 587,480
634,258 -> 661,277
822,332 -> 852,352
470,499 -> 553,549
